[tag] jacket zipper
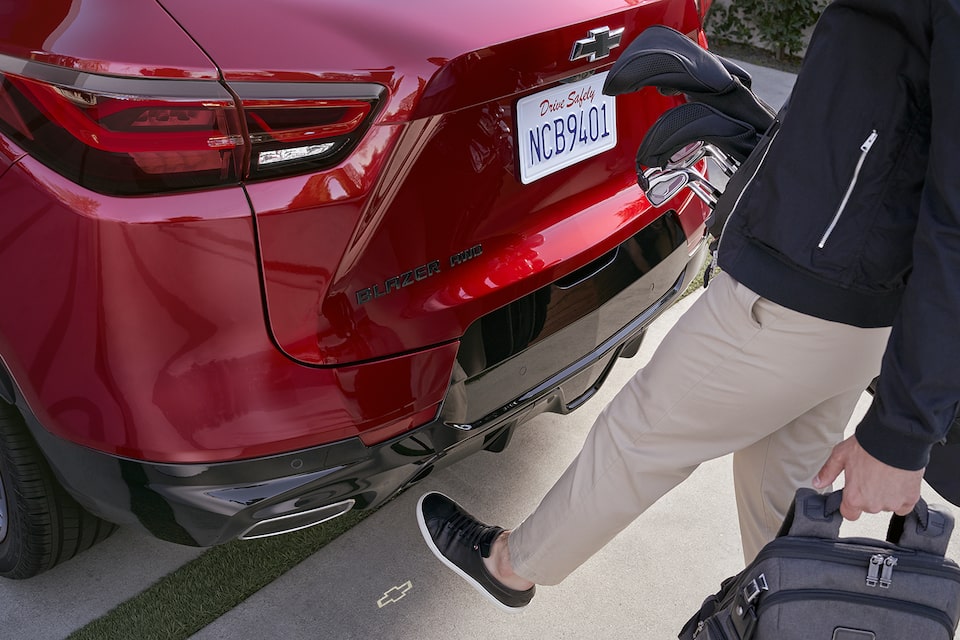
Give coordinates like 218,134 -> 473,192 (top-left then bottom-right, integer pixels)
817,129 -> 878,248
757,588 -> 955,636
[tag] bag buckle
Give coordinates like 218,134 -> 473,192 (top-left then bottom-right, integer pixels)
742,573 -> 768,604
731,574 -> 767,640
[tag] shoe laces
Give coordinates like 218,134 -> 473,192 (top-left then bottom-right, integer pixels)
447,512 -> 498,554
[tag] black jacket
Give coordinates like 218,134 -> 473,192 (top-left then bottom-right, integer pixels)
717,0 -> 960,475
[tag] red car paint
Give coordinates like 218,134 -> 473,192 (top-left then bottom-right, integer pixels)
0,0 -> 708,466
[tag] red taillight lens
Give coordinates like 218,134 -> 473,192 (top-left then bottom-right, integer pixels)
231,83 -> 384,180
0,56 -> 385,196
0,61 -> 245,195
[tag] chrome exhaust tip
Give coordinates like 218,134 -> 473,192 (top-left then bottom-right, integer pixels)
238,498 -> 355,540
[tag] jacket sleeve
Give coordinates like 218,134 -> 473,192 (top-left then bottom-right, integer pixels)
854,1 -> 960,470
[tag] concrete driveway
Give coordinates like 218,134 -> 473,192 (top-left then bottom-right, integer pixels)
188,291 -> 960,640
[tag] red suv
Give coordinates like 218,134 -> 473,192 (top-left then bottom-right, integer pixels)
0,0 -> 712,578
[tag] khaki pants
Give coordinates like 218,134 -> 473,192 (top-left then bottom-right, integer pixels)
509,272 -> 891,585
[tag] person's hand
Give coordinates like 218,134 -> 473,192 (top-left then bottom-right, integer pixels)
813,435 -> 924,520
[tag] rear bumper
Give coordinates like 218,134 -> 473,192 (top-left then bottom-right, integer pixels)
22,218 -> 707,546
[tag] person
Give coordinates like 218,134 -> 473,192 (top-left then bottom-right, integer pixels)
416,0 -> 960,613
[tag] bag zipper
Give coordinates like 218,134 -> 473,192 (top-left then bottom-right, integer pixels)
752,537 -> 960,580
756,588 -> 956,636
702,615 -> 731,640
817,129 -> 878,248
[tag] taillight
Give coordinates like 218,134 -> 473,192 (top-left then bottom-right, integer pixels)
232,82 -> 383,181
0,57 -> 244,195
0,55 -> 385,196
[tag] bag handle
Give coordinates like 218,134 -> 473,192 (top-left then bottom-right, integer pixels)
887,499 -> 954,556
777,488 -> 954,557
777,487 -> 844,539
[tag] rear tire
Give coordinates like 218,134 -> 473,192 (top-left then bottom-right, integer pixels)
0,401 -> 116,579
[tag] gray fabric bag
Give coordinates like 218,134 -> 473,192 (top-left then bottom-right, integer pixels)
679,488 -> 960,640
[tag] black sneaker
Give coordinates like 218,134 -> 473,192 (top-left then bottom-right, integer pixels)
416,491 -> 535,612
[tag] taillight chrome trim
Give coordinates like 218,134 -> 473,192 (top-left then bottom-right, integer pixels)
229,81 -> 385,103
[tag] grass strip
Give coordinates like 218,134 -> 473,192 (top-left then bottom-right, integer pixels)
67,510 -> 370,640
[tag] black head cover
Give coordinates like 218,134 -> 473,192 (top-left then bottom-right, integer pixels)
604,24 -> 743,95
604,25 -> 776,133
635,101 -> 761,168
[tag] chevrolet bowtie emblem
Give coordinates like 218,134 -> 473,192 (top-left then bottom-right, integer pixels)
570,26 -> 624,62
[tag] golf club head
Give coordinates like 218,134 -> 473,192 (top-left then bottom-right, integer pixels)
665,141 -> 708,169
640,167 -> 690,206
700,143 -> 740,176
640,165 -> 721,207
664,141 -> 739,177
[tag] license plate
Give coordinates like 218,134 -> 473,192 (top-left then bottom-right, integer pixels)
516,71 -> 618,184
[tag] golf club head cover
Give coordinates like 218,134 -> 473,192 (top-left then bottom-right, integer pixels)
604,25 -> 776,132
635,101 -> 761,168
604,25 -> 745,95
